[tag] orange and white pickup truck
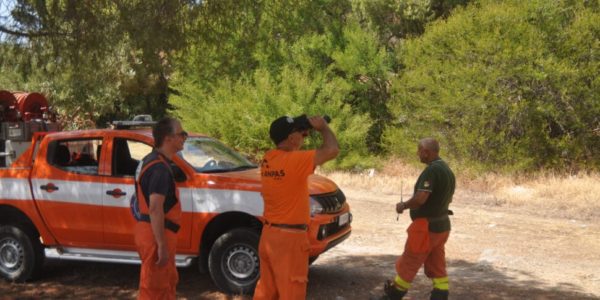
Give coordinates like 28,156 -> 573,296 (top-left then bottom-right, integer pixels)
0,118 -> 352,294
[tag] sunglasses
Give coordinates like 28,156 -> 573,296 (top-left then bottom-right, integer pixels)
173,131 -> 188,138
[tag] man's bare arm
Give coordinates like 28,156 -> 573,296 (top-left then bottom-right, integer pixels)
310,116 -> 339,166
396,190 -> 430,213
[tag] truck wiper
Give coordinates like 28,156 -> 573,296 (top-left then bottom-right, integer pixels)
199,165 -> 257,174
227,165 -> 257,172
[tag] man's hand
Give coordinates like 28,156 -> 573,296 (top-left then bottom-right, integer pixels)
396,191 -> 430,215
156,243 -> 169,267
396,201 -> 406,214
308,115 -> 328,131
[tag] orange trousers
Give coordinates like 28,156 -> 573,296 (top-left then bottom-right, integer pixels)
134,223 -> 179,300
396,219 -> 450,283
253,225 -> 310,300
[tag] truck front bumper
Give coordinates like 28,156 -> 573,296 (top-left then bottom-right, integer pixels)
308,206 -> 352,257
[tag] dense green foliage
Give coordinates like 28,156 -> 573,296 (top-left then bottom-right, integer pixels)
385,0 -> 599,171
1,0 -> 597,171
172,30 -> 378,169
171,0 -> 462,168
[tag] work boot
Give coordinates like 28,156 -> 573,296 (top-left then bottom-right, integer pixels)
430,288 -> 449,300
371,280 -> 407,300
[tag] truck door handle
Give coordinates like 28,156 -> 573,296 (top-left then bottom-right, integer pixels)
106,188 -> 127,198
40,183 -> 59,192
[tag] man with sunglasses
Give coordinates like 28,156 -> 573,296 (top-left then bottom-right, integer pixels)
254,115 -> 339,300
133,117 -> 187,300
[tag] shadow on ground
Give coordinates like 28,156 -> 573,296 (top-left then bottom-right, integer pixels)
0,259 -> 223,300
309,254 -> 599,300
1,255 -> 598,300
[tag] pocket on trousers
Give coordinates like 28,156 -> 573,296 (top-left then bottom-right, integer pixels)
288,237 -> 309,283
407,219 -> 430,254
300,239 -> 310,253
291,276 -> 308,285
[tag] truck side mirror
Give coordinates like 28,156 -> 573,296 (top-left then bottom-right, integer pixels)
170,164 -> 187,183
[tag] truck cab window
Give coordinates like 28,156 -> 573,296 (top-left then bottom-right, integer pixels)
112,138 -> 151,177
48,139 -> 102,175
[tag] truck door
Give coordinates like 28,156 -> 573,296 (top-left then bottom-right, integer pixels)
102,137 -> 192,249
30,137 -> 104,247
101,137 -> 150,247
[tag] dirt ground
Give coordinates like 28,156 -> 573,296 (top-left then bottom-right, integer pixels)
1,186 -> 599,300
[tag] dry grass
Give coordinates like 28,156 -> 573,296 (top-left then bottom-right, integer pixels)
320,159 -> 421,196
320,160 -> 600,221
490,173 -> 600,220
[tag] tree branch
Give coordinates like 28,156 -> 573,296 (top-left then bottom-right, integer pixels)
0,25 -> 62,38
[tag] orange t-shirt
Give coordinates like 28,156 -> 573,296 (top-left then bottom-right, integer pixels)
260,149 -> 316,225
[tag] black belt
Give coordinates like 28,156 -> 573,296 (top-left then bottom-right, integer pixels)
264,221 -> 308,231
427,210 -> 454,223
138,214 -> 180,233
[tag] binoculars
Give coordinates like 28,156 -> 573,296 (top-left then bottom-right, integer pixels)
294,114 -> 331,131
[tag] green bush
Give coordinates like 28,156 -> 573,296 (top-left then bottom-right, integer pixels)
385,0 -> 600,171
171,65 -> 373,170
171,24 -> 398,171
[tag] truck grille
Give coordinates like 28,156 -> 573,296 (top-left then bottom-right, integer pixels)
317,214 -> 352,240
312,189 -> 346,214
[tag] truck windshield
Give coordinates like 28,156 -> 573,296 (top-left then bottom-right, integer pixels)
181,137 -> 256,173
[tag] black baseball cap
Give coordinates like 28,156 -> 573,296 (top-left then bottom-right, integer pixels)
269,115 -> 309,145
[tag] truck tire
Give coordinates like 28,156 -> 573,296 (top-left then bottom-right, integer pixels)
208,228 -> 260,295
0,225 -> 44,282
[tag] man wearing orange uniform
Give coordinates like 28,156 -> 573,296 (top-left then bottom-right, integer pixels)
133,117 -> 187,300
377,138 -> 455,300
254,115 -> 339,300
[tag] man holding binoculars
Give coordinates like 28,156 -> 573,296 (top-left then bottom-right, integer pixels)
253,114 -> 339,300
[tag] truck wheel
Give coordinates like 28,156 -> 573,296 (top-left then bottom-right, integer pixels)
0,225 -> 44,282
208,228 -> 260,295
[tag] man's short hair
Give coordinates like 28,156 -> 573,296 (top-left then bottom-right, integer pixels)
153,117 -> 178,148
419,138 -> 440,153
269,115 -> 313,145
269,116 -> 296,145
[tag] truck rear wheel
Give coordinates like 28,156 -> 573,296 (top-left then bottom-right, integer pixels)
0,225 -> 44,282
208,228 -> 260,295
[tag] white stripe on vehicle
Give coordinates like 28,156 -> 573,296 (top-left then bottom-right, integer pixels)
190,188 -> 264,216
0,178 -> 33,200
100,183 -> 195,212
26,179 -> 264,216
31,179 -> 102,206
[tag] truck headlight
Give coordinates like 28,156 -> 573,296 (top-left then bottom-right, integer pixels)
310,197 -> 323,216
